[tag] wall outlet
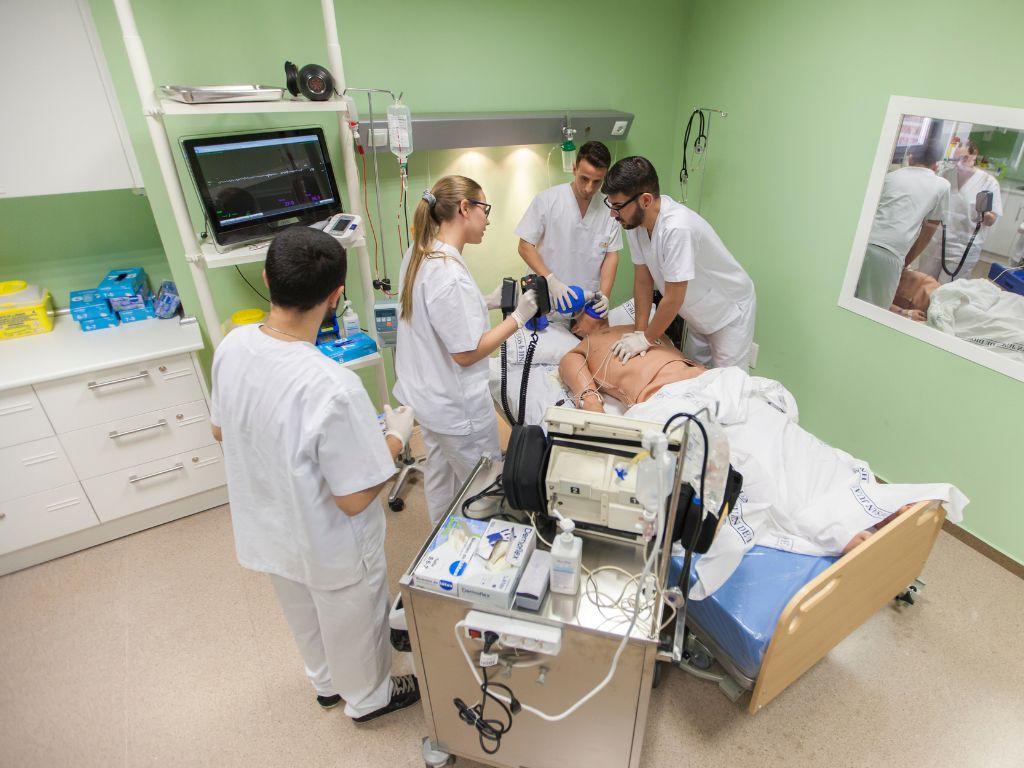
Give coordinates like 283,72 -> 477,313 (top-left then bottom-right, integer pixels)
749,342 -> 759,368
611,120 -> 628,136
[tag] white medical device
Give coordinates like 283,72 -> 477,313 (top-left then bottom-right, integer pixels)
324,212 -> 362,248
541,406 -> 731,539
373,300 -> 399,348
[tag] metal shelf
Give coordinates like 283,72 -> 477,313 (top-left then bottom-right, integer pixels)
158,97 -> 350,117
200,236 -> 366,269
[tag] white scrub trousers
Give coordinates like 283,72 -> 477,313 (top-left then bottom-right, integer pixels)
269,554 -> 392,718
855,243 -> 902,308
420,420 -> 500,524
683,297 -> 757,371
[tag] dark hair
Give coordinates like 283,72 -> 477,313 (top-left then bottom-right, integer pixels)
265,226 -> 347,311
601,155 -> 660,198
575,141 -> 611,170
907,143 -> 942,168
965,139 -> 979,156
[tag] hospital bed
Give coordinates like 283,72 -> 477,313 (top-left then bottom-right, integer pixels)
667,499 -> 944,712
488,357 -> 956,712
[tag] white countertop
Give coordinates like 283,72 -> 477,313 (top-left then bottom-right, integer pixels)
0,315 -> 205,392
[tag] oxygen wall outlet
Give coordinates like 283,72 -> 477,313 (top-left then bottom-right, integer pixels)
611,120 -> 628,136
463,610 -> 562,656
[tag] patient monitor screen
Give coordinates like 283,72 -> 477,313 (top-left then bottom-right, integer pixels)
184,129 -> 340,237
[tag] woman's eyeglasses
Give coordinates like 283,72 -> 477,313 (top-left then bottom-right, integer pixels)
468,199 -> 492,217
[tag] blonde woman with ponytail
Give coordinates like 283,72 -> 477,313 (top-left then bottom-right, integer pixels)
394,175 -> 538,524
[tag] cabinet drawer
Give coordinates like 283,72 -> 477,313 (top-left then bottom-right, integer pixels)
0,386 -> 54,449
60,400 -> 213,480
82,444 -> 225,523
0,483 -> 99,556
0,437 -> 78,504
33,354 -> 203,433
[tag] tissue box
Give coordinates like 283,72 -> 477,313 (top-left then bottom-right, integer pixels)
153,281 -> 180,319
78,314 -> 120,332
69,290 -> 113,321
460,520 -> 536,609
413,516 -> 489,596
117,301 -> 156,324
96,268 -> 148,299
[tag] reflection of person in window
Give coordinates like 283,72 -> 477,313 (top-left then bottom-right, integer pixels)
914,140 -> 1002,284
855,143 -> 950,308
215,186 -> 258,221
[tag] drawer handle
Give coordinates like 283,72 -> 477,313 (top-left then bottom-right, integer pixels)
129,462 -> 184,484
0,401 -> 34,417
45,497 -> 82,513
108,419 -> 168,439
22,451 -> 58,467
88,370 -> 150,390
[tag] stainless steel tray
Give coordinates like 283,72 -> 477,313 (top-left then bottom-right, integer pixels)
160,85 -> 283,104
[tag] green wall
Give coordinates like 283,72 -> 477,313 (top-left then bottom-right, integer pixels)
0,190 -> 170,307
674,0 -> 1024,563
82,0 -> 691,376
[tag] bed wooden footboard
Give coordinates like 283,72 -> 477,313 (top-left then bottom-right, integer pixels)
747,499 -> 946,713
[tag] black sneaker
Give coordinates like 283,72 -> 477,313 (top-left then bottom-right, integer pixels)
352,675 -> 421,723
317,694 -> 342,710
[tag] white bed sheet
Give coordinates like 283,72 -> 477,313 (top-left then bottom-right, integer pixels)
488,357 -> 626,425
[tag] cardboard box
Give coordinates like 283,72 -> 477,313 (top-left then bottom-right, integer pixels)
109,293 -> 148,312
78,314 -> 120,332
96,268 -> 148,299
117,301 -> 156,324
69,289 -> 113,321
412,516 -> 489,596
460,520 -> 537,610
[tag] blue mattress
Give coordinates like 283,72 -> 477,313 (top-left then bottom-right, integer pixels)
669,547 -> 838,680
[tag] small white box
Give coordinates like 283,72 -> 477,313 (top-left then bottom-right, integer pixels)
460,520 -> 536,610
412,516 -> 489,596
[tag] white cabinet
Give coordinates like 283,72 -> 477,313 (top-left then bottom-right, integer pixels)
984,189 -> 1024,258
0,318 -> 226,575
0,0 -> 141,197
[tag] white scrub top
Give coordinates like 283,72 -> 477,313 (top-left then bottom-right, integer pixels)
921,166 -> 1002,269
868,166 -> 950,259
394,241 -> 493,436
211,325 -> 397,591
627,196 -> 755,336
515,183 -> 623,292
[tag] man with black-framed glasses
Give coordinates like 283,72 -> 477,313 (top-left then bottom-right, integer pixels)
602,156 -> 757,371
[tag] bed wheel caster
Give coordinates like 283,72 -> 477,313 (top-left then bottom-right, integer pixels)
389,498 -> 406,512
422,737 -> 454,767
895,578 -> 925,606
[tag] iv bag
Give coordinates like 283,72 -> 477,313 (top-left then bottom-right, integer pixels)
387,102 -> 413,163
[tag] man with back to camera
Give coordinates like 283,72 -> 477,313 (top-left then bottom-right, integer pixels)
602,156 -> 757,370
210,227 -> 421,722
856,142 -> 950,308
515,140 -> 622,335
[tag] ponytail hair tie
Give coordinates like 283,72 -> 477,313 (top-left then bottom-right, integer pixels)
421,189 -> 437,207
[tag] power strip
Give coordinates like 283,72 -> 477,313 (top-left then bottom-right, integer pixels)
463,610 -> 562,656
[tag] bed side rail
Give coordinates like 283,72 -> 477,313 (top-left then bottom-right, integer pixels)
748,499 -> 945,714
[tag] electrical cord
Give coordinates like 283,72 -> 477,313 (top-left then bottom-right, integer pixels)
453,633 -> 520,755
940,220 -> 983,279
235,266 -> 268,302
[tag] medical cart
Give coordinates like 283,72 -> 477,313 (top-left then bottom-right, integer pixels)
400,458 -> 675,768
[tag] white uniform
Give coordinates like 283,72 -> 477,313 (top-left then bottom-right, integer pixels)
394,241 -> 500,524
916,165 -> 1002,283
626,196 -> 756,370
211,325 -> 397,718
515,183 -> 623,293
857,166 -> 950,307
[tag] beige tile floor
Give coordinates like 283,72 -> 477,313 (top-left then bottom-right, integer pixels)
2,478 -> 1023,768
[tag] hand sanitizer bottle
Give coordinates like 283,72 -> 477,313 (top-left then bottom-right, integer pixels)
549,518 -> 583,595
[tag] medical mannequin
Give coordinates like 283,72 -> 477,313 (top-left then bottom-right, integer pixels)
916,140 -> 1002,284
211,227 -> 420,722
601,156 -> 757,370
515,140 -> 620,335
394,175 -> 538,524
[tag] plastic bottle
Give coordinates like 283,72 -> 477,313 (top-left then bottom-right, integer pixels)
341,300 -> 360,338
549,519 -> 583,595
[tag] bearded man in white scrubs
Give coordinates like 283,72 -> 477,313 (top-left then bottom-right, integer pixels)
210,227 -> 420,723
602,155 -> 757,370
515,140 -> 621,334
856,143 -> 950,308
